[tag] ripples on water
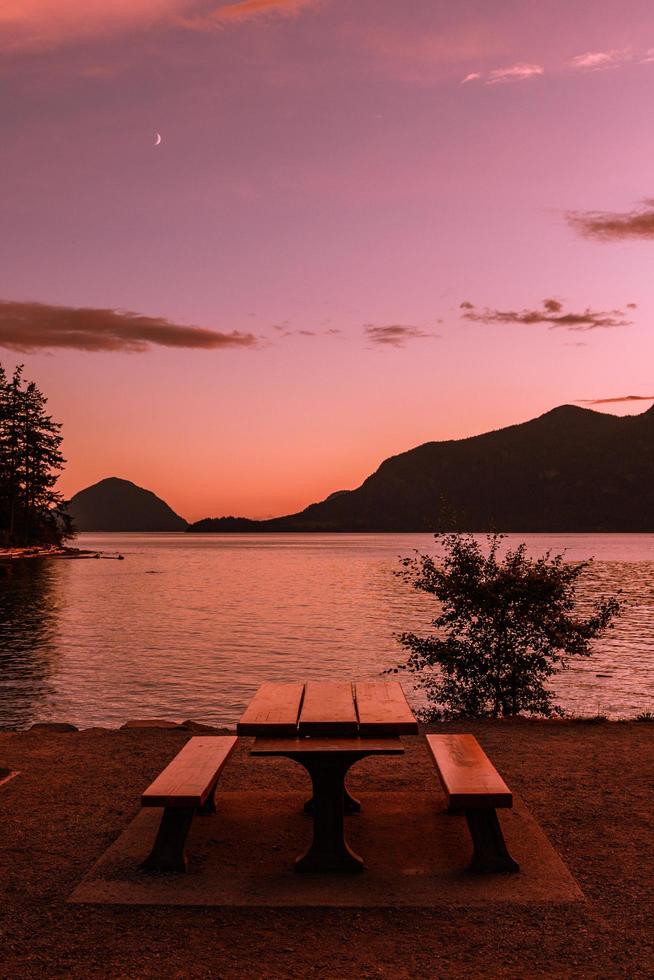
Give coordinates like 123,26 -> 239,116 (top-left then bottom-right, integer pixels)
0,533 -> 653,728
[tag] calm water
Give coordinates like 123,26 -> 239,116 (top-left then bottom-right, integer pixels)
1,533 -> 653,729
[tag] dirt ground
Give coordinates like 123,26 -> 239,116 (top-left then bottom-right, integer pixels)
0,720 -> 652,979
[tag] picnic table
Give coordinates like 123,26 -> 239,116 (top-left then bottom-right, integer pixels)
237,680 -> 418,873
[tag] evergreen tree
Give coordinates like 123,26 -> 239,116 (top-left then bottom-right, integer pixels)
0,363 -> 70,546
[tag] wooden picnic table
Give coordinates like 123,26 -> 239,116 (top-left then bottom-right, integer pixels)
237,681 -> 418,873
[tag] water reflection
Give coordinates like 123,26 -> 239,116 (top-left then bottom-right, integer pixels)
0,560 -> 63,728
0,533 -> 652,728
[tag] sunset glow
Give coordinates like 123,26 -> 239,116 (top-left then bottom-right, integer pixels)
3,0 -> 654,520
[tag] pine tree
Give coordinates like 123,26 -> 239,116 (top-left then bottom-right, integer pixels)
0,363 -> 70,546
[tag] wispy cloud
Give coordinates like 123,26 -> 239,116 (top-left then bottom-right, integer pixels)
181,0 -> 316,29
364,324 -> 438,348
461,43 -> 653,90
567,199 -> 654,241
0,300 -> 258,353
0,0 -> 316,51
486,63 -> 543,84
461,63 -> 543,86
461,298 -> 632,331
0,0 -> 190,52
570,49 -> 629,70
577,394 -> 654,405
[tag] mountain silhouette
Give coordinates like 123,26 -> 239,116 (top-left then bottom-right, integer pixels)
188,404 -> 654,532
67,478 -> 187,532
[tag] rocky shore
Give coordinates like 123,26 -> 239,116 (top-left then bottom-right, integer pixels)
0,545 -> 124,562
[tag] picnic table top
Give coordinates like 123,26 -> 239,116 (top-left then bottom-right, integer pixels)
251,736 -> 404,756
236,680 -> 418,738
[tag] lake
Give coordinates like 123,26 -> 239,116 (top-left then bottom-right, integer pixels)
1,532 -> 653,729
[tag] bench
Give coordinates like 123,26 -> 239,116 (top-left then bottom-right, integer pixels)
426,734 -> 519,874
140,735 -> 237,873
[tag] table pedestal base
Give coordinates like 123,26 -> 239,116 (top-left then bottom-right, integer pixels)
303,783 -> 361,815
293,753 -> 365,873
250,737 -> 404,874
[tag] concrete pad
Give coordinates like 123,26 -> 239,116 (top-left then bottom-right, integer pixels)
69,790 -> 582,907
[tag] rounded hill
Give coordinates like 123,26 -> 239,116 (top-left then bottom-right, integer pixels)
67,478 -> 187,532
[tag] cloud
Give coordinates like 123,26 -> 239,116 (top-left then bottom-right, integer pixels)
486,63 -> 543,84
567,199 -> 654,241
364,324 -> 438,348
178,0 -> 316,30
461,72 -> 481,84
0,0 -> 316,51
461,298 -> 632,331
198,0 -> 315,25
570,49 -> 629,70
577,394 -> 654,405
0,0 -> 191,51
0,300 -> 258,353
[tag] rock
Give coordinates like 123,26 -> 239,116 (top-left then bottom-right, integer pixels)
178,719 -> 220,733
119,719 -> 180,730
29,722 -> 79,732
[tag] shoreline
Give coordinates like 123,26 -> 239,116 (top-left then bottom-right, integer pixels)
2,713 -> 654,734
0,545 -> 124,562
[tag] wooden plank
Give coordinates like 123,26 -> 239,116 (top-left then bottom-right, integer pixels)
354,681 -> 419,735
297,682 -> 358,737
426,734 -> 513,809
142,736 -> 237,808
236,682 -> 304,736
252,736 -> 403,755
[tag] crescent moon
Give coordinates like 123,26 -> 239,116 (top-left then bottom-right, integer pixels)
154,132 -> 162,146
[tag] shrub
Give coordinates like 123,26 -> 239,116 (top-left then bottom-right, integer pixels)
392,532 -> 620,720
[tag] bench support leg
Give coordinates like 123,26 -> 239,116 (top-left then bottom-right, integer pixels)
292,755 -> 365,874
141,807 -> 195,874
465,808 -> 519,874
197,781 -> 218,815
304,783 -> 361,815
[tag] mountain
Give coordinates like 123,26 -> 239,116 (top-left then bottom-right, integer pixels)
67,478 -> 187,532
187,404 -> 654,533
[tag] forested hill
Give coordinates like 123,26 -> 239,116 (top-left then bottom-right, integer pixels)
188,404 -> 654,533
68,478 -> 187,532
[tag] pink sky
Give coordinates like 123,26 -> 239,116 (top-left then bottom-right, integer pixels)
2,0 -> 654,521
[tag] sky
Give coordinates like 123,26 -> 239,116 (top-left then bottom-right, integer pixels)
2,0 -> 654,521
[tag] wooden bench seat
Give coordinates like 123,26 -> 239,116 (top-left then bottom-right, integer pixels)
426,734 -> 519,874
141,735 -> 237,873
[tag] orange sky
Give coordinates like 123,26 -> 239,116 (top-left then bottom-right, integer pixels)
2,0 -> 654,520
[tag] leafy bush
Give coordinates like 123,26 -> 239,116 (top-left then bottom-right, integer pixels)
392,532 -> 620,720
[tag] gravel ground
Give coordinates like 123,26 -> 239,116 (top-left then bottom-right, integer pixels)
0,720 -> 652,979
